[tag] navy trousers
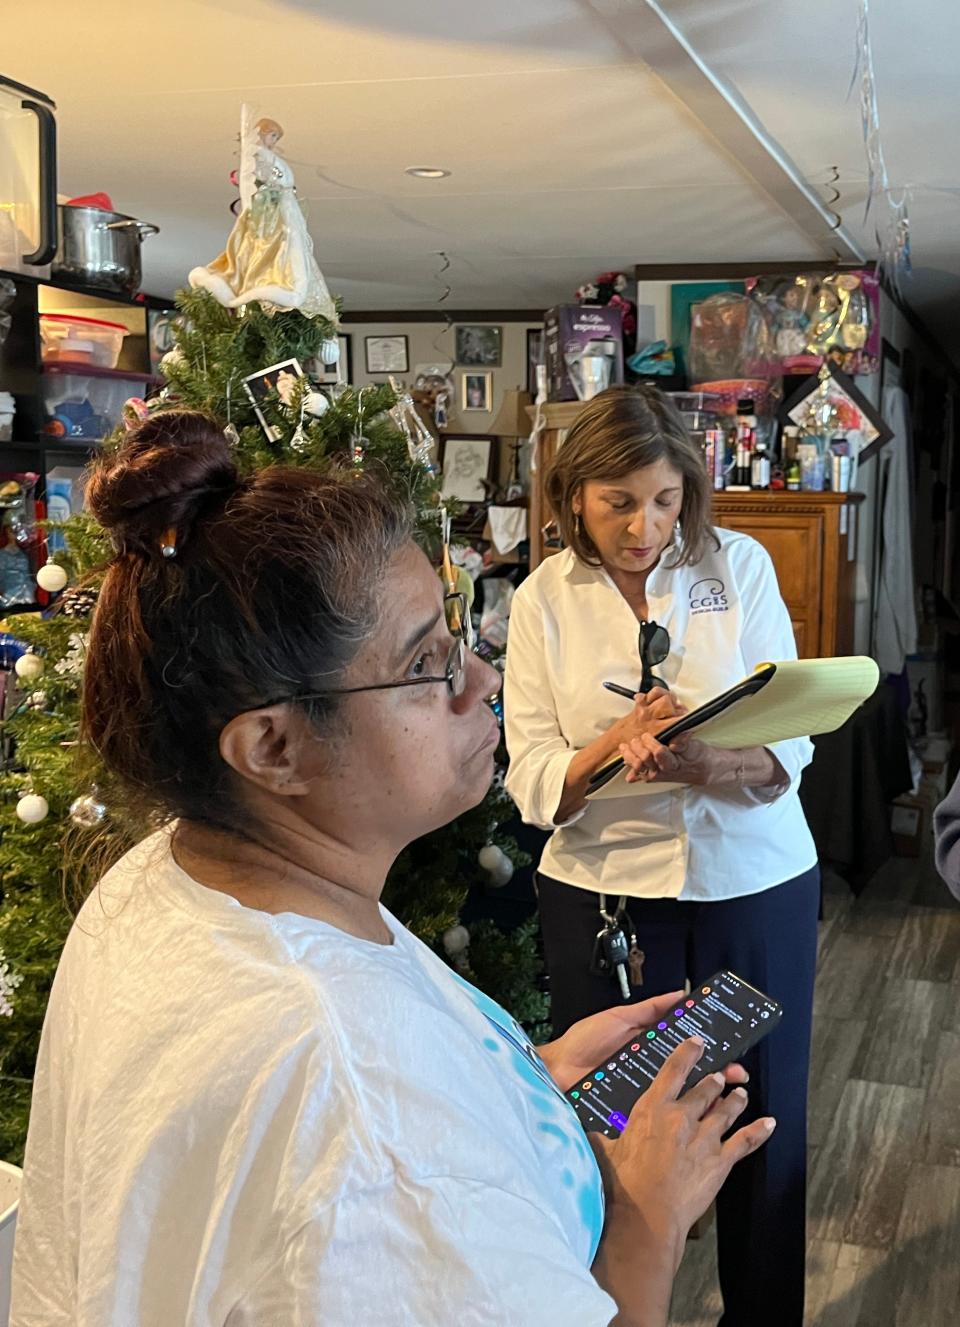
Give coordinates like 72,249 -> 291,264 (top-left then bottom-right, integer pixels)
537,866 -> 820,1327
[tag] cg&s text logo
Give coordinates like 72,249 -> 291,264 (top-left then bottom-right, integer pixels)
689,578 -> 729,615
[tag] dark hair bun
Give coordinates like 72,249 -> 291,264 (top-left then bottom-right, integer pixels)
87,410 -> 239,555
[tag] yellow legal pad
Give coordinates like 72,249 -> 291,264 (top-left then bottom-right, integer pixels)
586,655 -> 880,800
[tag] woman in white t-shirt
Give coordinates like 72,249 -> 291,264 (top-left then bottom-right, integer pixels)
504,385 -> 820,1327
11,411 -> 773,1327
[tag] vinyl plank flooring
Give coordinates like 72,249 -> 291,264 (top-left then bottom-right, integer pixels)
808,1018 -> 868,1148
884,907 -> 960,983
918,1030 -> 960,1167
807,1079 -> 925,1247
804,1241 -> 889,1327
849,978 -> 945,1088
892,1164 -> 960,1326
668,1225 -> 720,1327
813,932 -> 889,1023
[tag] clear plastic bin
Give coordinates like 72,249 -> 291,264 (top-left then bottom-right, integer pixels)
41,366 -> 146,442
40,313 -> 127,369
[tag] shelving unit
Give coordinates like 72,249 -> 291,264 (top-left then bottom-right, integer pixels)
0,268 -> 171,614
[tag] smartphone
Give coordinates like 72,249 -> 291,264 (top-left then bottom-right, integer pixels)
566,970 -> 783,1138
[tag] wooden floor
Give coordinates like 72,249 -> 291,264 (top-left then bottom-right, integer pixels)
669,849 -> 960,1327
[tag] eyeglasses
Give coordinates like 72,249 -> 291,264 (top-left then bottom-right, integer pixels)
258,593 -> 472,709
638,619 -> 670,694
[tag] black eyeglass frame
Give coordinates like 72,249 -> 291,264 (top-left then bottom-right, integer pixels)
257,593 -> 471,709
638,619 -> 670,695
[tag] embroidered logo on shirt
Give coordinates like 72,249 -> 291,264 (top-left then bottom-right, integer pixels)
689,578 -> 729,614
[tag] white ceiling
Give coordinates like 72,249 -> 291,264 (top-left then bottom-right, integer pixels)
5,0 -> 959,358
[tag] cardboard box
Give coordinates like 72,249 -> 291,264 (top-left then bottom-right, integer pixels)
544,304 -> 624,402
890,778 -> 942,857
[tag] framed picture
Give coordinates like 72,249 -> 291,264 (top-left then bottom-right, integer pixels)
147,308 -> 181,376
440,434 -> 495,503
461,371 -> 492,413
527,328 -> 544,397
669,280 -> 744,379
455,325 -> 502,367
243,358 -> 305,441
364,334 -> 408,374
313,333 -> 352,386
783,367 -> 893,464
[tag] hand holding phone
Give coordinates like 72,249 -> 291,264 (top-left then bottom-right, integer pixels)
568,970 -> 782,1138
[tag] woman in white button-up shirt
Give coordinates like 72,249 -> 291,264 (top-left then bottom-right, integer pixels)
505,385 -> 819,1327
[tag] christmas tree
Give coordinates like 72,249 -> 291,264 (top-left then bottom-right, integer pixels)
0,289 -> 545,1164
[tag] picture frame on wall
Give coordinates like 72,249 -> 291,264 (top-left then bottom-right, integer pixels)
455,325 -> 502,367
313,333 -> 353,386
461,371 -> 492,412
439,434 -> 495,503
526,328 -> 544,397
782,367 -> 893,464
364,334 -> 409,374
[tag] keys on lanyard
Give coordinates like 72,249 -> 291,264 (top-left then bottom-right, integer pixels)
591,896 -> 645,1001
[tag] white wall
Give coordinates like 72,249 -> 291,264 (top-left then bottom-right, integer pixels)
339,318 -> 542,436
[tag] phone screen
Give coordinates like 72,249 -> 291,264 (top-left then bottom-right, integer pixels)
566,970 -> 782,1138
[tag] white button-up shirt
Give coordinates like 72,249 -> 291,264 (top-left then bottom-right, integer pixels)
504,529 -> 818,901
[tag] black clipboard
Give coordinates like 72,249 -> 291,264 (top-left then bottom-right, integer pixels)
586,664 -> 777,796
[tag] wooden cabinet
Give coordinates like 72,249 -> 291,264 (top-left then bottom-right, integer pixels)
529,403 -> 863,659
713,492 -> 862,658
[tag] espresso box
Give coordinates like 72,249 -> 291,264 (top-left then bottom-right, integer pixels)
543,304 -> 624,402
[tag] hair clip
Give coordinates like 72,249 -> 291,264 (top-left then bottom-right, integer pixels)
160,528 -> 178,559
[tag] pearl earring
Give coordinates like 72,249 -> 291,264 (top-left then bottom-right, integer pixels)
574,513 -> 582,538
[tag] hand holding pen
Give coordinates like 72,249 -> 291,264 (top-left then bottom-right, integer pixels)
603,683 -> 687,753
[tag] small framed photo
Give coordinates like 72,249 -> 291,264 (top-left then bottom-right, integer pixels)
461,371 -> 492,413
243,358 -> 305,441
364,334 -> 409,374
455,325 -> 502,367
147,308 -> 181,376
313,333 -> 352,386
440,434 -> 495,503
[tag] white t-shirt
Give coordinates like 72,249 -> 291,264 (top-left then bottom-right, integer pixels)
12,830 -> 615,1326
504,530 -> 818,900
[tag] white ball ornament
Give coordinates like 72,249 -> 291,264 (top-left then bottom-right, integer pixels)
305,391 -> 330,418
16,793 -> 49,824
36,561 -> 69,593
14,652 -> 44,682
442,924 -> 470,958
478,843 -> 503,872
319,337 -> 341,366
489,857 -> 515,888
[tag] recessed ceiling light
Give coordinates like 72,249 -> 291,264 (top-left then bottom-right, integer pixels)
405,166 -> 451,179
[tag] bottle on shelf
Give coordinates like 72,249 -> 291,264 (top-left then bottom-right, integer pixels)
705,425 -> 726,490
786,457 -> 802,491
727,397 -> 755,490
750,438 -> 771,490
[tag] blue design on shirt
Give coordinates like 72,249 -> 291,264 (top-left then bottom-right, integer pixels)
448,970 -> 606,1262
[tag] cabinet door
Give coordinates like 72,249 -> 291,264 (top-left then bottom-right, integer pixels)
714,512 -> 823,658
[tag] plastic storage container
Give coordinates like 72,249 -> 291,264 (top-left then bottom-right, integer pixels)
40,313 -> 127,369
41,366 -> 147,442
0,391 -> 14,442
45,465 -> 88,551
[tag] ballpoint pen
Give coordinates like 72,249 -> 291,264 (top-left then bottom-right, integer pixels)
603,680 -> 639,701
